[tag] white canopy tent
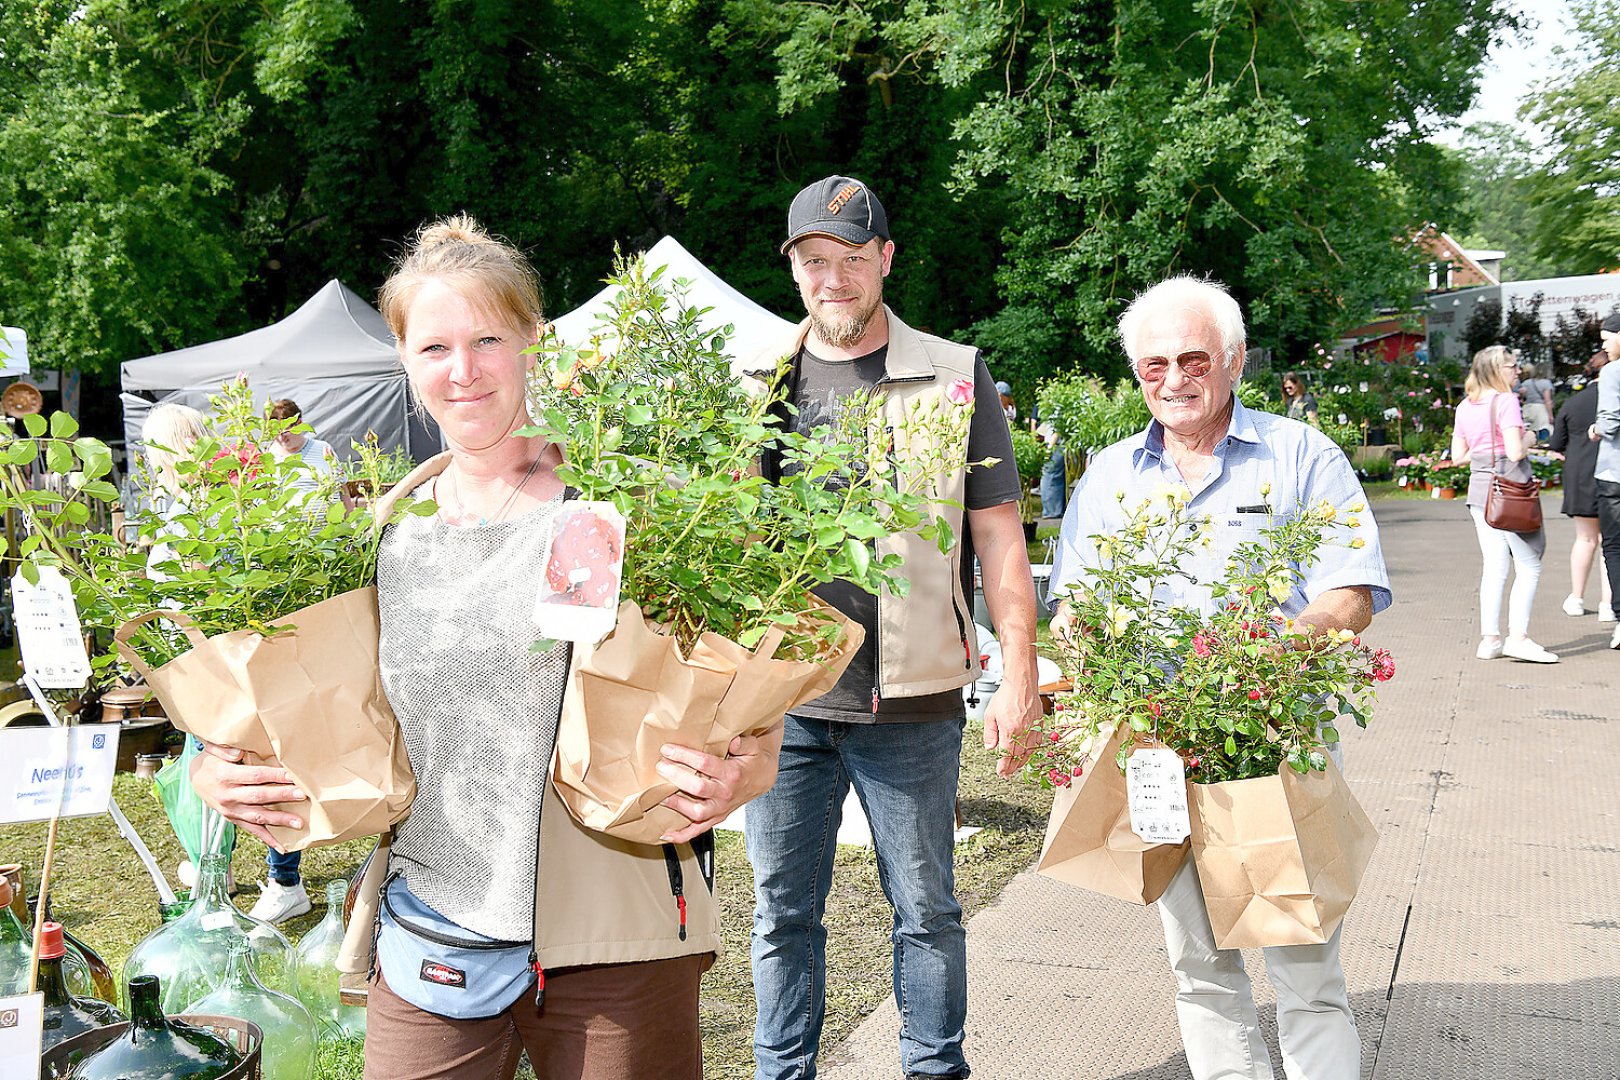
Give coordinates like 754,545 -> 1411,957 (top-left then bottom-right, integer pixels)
550,236 -> 799,366
119,279 -> 437,463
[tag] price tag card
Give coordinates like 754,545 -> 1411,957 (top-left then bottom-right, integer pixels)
0,991 -> 44,1079
533,501 -> 626,643
0,726 -> 120,825
1126,746 -> 1191,844
12,566 -> 91,689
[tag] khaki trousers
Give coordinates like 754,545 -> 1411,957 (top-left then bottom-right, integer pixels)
363,954 -> 709,1080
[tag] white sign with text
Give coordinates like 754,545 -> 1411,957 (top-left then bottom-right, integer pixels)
0,991 -> 44,1079
12,567 -> 91,689
0,726 -> 120,825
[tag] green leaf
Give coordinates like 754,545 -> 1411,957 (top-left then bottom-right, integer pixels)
843,537 -> 871,578
21,414 -> 45,437
50,413 -> 79,439
1224,735 -> 1237,756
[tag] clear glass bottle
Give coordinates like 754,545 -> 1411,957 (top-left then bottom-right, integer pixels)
294,879 -> 365,1041
39,921 -> 126,1050
64,974 -> 241,1080
191,936 -> 316,1080
123,853 -> 298,1013
0,875 -> 30,996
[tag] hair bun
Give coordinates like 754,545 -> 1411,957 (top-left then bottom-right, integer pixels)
416,212 -> 491,249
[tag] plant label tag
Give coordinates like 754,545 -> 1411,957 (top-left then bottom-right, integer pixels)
0,725 -> 121,825
11,566 -> 91,689
0,991 -> 44,1079
1126,747 -> 1190,844
533,501 -> 626,643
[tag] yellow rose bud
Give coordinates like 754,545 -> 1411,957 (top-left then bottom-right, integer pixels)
551,368 -> 575,391
1346,517 -> 1361,528
1350,537 -> 1365,549
1260,481 -> 1272,497
1349,501 -> 1365,513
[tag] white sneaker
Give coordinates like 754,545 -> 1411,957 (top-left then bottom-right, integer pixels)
1476,639 -> 1504,660
1601,605 -> 1618,625
1562,595 -> 1586,617
248,879 -> 311,924
1503,637 -> 1559,664
1610,625 -> 1620,650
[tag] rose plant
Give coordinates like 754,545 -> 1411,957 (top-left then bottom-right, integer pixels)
1022,487 -> 1393,790
523,254 -> 983,662
0,379 -> 429,677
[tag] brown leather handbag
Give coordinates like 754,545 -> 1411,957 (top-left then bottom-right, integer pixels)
1484,394 -> 1543,533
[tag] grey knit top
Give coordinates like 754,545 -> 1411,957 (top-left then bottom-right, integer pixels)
377,487 -> 569,941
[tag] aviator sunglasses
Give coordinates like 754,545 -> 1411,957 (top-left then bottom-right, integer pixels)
1133,350 -> 1217,383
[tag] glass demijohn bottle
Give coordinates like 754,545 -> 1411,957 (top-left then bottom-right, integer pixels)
294,879 -> 365,1041
123,852 -> 298,1013
192,936 -> 316,1080
63,974 -> 241,1080
39,921 -> 126,1050
0,875 -> 30,996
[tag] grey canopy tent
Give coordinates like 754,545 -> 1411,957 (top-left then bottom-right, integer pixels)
119,279 -> 438,464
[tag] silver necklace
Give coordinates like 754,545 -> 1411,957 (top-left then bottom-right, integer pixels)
441,449 -> 545,526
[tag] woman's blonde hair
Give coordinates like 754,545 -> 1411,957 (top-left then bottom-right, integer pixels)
377,214 -> 542,342
1466,345 -> 1515,401
141,402 -> 207,496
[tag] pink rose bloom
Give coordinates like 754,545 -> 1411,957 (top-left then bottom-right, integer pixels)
1192,632 -> 1211,658
946,377 -> 976,406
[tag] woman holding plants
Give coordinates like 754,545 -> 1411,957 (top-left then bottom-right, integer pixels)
1450,345 -> 1557,663
192,216 -> 772,1078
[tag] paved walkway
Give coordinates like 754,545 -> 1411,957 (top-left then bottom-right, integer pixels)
822,495 -> 1620,1079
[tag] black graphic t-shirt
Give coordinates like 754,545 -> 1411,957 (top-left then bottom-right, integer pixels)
785,344 -> 1021,723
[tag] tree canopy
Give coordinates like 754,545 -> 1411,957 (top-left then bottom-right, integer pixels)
0,0 -> 1519,395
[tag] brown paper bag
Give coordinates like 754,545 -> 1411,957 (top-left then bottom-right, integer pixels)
114,587 -> 415,851
1036,723 -> 1190,905
552,599 -> 862,844
1188,755 -> 1377,949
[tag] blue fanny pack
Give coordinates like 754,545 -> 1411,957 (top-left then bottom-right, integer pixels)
376,873 -> 537,1020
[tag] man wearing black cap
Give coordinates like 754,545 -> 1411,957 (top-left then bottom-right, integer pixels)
1592,313 -> 1620,649
741,176 -> 1041,1080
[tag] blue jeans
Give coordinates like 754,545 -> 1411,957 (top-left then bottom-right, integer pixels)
1039,446 -> 1068,519
746,713 -> 968,1080
266,847 -> 301,886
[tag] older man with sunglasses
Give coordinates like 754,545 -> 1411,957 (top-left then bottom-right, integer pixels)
1047,276 -> 1391,1080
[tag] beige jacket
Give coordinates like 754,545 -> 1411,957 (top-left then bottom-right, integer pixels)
338,455 -> 719,988
742,306 -> 983,700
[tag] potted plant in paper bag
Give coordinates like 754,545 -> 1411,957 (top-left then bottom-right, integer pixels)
1024,486 -> 1393,943
522,255 -> 986,843
0,381 -> 432,850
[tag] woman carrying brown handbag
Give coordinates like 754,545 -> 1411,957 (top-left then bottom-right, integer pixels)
1450,345 -> 1558,663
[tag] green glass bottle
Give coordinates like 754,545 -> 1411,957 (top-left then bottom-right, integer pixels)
192,936 -> 315,1080
63,974 -> 241,1080
39,921 -> 126,1050
0,875 -> 31,996
293,879 -> 365,1041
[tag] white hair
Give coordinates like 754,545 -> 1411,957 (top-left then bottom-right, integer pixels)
1117,275 -> 1247,362
141,402 -> 207,496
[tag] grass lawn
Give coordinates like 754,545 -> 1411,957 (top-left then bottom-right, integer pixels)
2,718 -> 1052,1079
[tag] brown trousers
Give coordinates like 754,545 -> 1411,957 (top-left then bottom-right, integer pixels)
362,954 -> 709,1080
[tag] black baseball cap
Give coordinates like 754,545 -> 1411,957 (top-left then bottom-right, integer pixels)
781,176 -> 890,254
1602,314 -> 1620,334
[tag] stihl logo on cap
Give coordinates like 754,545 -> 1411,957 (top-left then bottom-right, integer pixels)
827,183 -> 862,214
420,960 -> 467,988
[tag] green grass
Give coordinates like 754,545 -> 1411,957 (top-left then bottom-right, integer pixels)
3,734 -> 1052,1078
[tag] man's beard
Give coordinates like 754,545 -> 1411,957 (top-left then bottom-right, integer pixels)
808,292 -> 882,350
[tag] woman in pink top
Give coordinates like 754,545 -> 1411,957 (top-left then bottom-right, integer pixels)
1450,346 -> 1557,663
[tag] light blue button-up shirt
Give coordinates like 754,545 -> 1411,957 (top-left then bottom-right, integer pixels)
1048,397 -> 1393,617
